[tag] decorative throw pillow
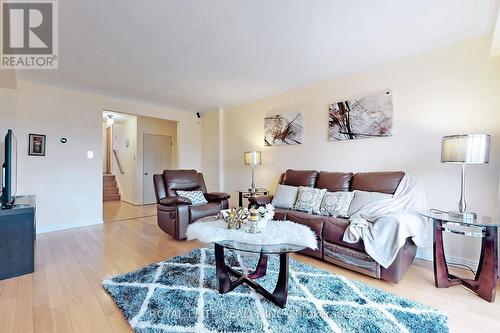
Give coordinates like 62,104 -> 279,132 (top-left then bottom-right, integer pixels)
176,190 -> 208,206
293,187 -> 327,213
271,185 -> 299,209
347,190 -> 393,217
318,191 -> 355,217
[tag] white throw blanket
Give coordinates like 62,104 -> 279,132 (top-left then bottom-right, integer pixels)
343,175 -> 428,268
187,217 -> 318,250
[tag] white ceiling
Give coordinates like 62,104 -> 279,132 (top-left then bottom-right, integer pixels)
19,0 -> 498,111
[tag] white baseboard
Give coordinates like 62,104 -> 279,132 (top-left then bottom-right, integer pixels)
36,219 -> 103,234
416,249 -> 479,268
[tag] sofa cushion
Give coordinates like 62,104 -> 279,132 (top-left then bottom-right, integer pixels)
316,172 -> 353,192
189,202 -> 221,222
323,217 -> 365,252
271,185 -> 299,209
294,187 -> 327,213
319,191 -> 354,217
286,210 -> 325,239
281,169 -> 319,187
347,190 -> 393,217
176,190 -> 208,205
350,171 -> 405,194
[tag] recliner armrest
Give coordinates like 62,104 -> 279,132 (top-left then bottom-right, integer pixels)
204,192 -> 231,202
159,196 -> 192,206
248,195 -> 274,206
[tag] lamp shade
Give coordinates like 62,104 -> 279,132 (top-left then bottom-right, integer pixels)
244,151 -> 261,165
441,134 -> 490,164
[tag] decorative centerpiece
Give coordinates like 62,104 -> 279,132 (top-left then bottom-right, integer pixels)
219,207 -> 249,229
256,204 -> 275,229
247,208 -> 261,234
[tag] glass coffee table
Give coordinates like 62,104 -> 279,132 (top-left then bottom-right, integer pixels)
214,240 -> 305,308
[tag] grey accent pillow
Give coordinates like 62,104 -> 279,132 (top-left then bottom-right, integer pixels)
271,185 -> 299,209
318,191 -> 355,217
293,187 -> 327,213
347,190 -> 393,217
176,190 -> 208,206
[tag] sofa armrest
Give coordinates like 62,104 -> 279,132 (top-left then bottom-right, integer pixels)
204,192 -> 231,202
159,196 -> 192,206
248,195 -> 274,206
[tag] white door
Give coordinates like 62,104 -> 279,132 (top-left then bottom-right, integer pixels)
143,134 -> 173,204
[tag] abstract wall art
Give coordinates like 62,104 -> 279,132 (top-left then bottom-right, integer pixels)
328,91 -> 393,141
264,112 -> 303,146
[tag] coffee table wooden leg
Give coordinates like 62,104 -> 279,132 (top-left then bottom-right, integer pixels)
215,249 -> 290,308
475,226 -> 498,302
247,253 -> 268,279
215,243 -> 232,293
271,252 -> 289,308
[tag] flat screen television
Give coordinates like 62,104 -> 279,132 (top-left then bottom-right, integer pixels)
1,129 -> 17,208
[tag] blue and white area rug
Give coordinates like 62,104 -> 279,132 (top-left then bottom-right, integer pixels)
102,248 -> 448,333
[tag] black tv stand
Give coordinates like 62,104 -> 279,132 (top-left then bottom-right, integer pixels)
0,195 -> 36,280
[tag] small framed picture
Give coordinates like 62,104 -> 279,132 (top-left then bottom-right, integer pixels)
29,134 -> 46,156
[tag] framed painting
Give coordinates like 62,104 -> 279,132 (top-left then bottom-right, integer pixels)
264,112 -> 303,146
29,134 -> 46,156
328,91 -> 393,141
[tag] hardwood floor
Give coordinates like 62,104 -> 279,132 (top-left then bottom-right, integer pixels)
103,201 -> 156,223
1,213 -> 499,332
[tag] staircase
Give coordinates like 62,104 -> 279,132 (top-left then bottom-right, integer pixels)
103,173 -> 121,201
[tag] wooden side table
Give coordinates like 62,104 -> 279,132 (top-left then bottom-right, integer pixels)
236,189 -> 269,207
421,211 -> 499,302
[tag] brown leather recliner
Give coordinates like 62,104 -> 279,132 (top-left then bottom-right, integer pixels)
249,169 -> 417,284
153,169 -> 230,240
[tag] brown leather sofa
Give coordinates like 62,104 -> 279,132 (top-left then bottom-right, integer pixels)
153,170 -> 230,240
249,169 -> 417,283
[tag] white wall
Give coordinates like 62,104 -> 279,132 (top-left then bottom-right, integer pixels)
201,110 -> 221,191
111,115 -> 179,205
219,36 -> 500,265
102,124 -> 107,172
112,117 -> 138,204
0,87 -> 18,197
136,116 -> 178,204
6,79 -> 201,233
16,80 -> 103,233
0,87 -> 18,151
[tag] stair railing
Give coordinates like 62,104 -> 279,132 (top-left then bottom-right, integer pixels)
113,149 -> 125,175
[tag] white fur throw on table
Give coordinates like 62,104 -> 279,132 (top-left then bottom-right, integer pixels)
187,217 -> 318,250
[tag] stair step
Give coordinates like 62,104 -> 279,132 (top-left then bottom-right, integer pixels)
103,174 -> 115,182
103,173 -> 120,201
103,194 -> 121,201
103,181 -> 117,188
103,188 -> 119,195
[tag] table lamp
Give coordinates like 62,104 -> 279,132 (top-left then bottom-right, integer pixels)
244,151 -> 261,194
441,134 -> 490,219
